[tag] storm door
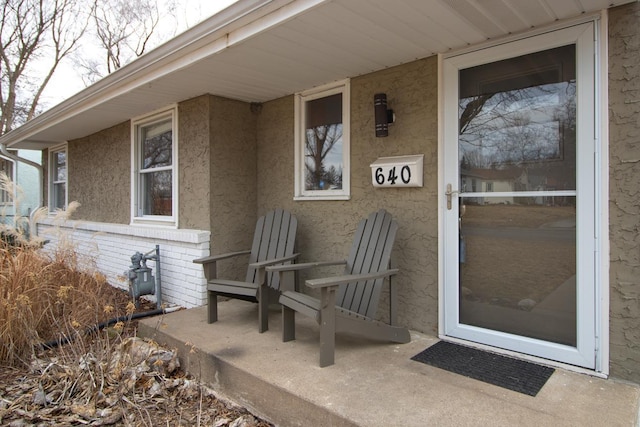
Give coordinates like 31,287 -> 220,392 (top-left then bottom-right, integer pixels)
441,23 -> 598,368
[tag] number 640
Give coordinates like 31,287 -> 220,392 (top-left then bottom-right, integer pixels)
375,166 -> 411,185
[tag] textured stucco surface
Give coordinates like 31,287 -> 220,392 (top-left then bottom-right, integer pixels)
257,57 -> 439,334
208,96 -> 258,280
179,96 -> 211,231
209,96 -> 258,255
67,122 -> 130,224
608,2 -> 640,383
62,96 -> 257,281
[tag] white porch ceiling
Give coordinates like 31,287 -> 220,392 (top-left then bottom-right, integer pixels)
3,0 -> 635,149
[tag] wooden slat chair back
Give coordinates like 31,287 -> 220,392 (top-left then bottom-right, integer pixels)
193,209 -> 298,333
245,209 -> 297,292
271,209 -> 410,367
336,209 -> 397,318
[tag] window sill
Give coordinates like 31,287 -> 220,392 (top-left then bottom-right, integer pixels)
294,195 -> 350,201
131,217 -> 177,229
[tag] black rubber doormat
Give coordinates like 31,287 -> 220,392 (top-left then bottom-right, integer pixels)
411,341 -> 554,396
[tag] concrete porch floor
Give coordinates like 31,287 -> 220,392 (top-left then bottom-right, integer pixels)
137,299 -> 640,427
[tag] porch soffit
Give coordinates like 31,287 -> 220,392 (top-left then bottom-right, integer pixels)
2,0 -> 634,149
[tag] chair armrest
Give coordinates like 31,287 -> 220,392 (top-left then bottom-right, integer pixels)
266,260 -> 346,273
250,253 -> 300,270
306,268 -> 399,289
193,250 -> 251,265
267,260 -> 347,293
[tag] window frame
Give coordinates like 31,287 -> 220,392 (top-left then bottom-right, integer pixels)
294,79 -> 350,201
131,107 -> 178,227
48,144 -> 67,212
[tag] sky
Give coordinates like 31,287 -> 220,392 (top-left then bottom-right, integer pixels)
41,0 -> 238,107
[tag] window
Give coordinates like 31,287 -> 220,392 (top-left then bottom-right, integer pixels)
294,80 -> 350,200
0,158 -> 14,204
49,146 -> 67,211
132,108 -> 177,225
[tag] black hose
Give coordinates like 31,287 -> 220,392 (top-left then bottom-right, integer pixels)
40,308 -> 165,350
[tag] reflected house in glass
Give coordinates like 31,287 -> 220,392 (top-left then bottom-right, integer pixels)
0,0 -> 638,384
460,166 -> 525,205
461,163 -> 576,206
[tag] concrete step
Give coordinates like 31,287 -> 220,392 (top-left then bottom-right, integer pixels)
137,300 -> 640,427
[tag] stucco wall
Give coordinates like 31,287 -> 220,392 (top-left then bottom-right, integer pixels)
256,57 -> 439,333
207,96 -> 258,280
608,2 -> 640,383
68,122 -> 130,224
60,95 -> 258,285
65,95 -> 256,234
179,96 -> 211,230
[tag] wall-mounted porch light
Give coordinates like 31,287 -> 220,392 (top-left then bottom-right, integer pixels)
374,93 -> 395,137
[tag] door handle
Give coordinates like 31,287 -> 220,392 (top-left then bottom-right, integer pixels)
445,184 -> 458,210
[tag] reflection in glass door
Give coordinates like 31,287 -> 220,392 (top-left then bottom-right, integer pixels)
442,23 -> 597,369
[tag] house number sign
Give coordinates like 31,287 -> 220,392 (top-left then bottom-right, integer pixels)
370,154 -> 424,188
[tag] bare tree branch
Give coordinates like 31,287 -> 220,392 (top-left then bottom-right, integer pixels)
26,0 -> 94,121
0,0 -> 91,134
75,0 -> 178,84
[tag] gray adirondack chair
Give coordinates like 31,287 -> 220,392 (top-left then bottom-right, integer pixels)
193,209 -> 298,333
267,209 -> 410,367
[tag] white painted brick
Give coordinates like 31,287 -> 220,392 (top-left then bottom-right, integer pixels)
35,219 -> 211,308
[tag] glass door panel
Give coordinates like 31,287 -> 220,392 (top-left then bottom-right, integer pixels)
459,199 -> 576,346
457,45 -> 577,347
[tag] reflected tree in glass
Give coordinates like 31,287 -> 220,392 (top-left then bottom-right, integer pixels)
457,45 -> 577,195
304,93 -> 343,191
305,124 -> 343,190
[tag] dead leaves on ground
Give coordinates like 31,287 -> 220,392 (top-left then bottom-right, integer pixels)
0,337 -> 271,426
